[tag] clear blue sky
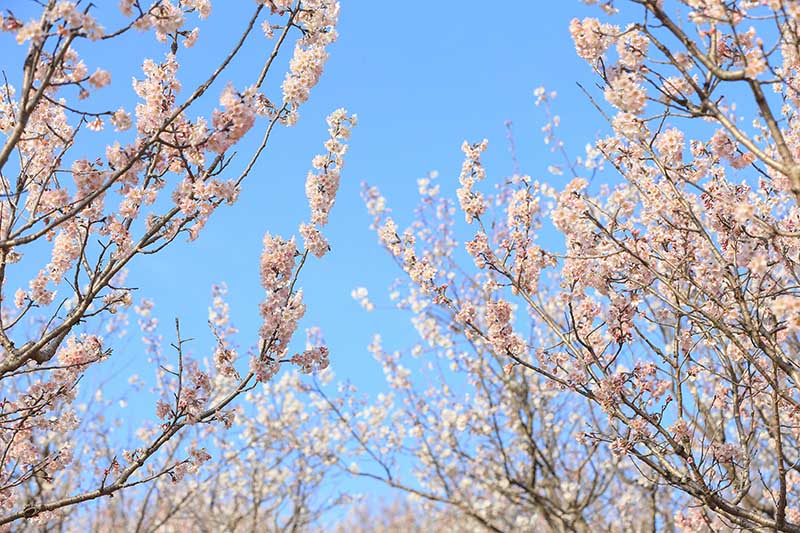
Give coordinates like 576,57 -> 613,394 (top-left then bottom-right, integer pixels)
0,0 -> 619,431
2,0 -> 614,497
122,0 -> 612,395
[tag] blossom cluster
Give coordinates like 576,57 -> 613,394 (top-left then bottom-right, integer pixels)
456,139 -> 489,222
300,108 -> 357,257
281,0 -> 341,120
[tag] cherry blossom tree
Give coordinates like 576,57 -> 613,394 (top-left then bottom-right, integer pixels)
0,0 -> 352,526
43,369 -> 349,532
9,0 -> 800,531
310,173 -> 659,532
326,0 -> 800,530
332,499 -> 463,533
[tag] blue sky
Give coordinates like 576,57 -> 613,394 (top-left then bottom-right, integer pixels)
0,0 -> 620,430
121,0 -> 612,394
2,0 -> 615,501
